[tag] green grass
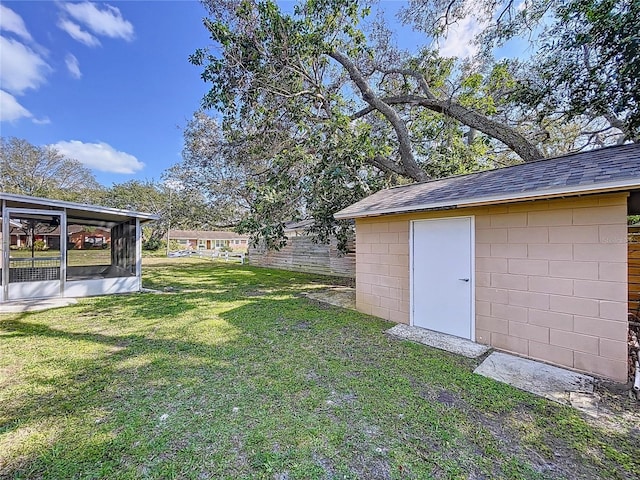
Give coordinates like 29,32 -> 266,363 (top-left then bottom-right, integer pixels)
1,258 -> 638,479
8,248 -> 111,266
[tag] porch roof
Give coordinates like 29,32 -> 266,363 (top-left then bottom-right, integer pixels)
0,192 -> 158,227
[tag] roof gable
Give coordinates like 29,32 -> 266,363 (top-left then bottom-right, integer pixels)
335,144 -> 640,219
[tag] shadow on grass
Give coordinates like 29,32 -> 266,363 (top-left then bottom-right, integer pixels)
142,259 -> 352,295
1,287 -> 639,479
0,316 -> 229,426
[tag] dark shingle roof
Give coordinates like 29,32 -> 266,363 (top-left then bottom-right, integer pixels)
335,143 -> 640,219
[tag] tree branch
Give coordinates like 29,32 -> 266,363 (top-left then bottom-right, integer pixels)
369,155 -> 414,178
352,94 -> 545,163
329,50 -> 429,181
375,66 -> 436,99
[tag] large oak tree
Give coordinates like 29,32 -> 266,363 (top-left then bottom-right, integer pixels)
185,0 -> 637,247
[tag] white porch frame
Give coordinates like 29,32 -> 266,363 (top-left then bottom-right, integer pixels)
0,193 -> 157,304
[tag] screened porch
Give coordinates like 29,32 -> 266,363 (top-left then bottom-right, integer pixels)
1,193 -> 157,303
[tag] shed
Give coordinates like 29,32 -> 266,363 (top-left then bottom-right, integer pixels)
335,143 -> 640,381
1,193 -> 158,303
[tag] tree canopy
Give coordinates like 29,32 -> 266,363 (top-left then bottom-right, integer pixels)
179,0 -> 637,248
0,137 -> 221,250
0,137 -> 102,201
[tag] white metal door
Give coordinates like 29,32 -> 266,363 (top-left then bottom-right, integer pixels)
411,217 -> 473,339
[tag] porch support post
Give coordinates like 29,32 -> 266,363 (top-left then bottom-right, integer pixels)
135,218 -> 142,291
60,209 -> 67,297
1,200 -> 8,302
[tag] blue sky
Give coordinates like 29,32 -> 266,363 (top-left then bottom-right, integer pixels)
1,0 -> 214,186
1,1 -> 519,187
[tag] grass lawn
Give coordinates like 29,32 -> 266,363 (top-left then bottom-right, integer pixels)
8,248 -> 112,266
1,258 -> 638,479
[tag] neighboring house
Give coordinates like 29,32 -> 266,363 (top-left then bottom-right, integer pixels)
9,225 -> 111,250
1,192 -> 157,303
9,218 -> 61,249
169,229 -> 249,252
68,226 -> 111,249
335,143 -> 640,382
282,219 -> 315,237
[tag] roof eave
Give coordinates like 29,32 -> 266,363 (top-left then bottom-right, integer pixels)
0,192 -> 159,221
334,179 -> 640,220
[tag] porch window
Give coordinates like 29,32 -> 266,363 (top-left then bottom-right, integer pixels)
65,220 -> 135,280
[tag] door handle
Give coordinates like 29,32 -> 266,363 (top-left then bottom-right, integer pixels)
458,278 -> 469,282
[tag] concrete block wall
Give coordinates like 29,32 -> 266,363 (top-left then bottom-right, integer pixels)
475,194 -> 628,380
355,220 -> 411,324
354,193 -> 629,381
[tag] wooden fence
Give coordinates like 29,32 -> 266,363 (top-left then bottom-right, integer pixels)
248,236 -> 355,278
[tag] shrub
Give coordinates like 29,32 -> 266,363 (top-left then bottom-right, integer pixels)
143,238 -> 165,251
33,240 -> 48,251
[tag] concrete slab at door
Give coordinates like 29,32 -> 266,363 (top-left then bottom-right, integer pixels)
412,217 -> 473,340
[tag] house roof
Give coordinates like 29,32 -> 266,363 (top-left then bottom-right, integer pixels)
284,219 -> 314,232
0,192 -> 159,226
335,143 -> 640,219
169,229 -> 248,240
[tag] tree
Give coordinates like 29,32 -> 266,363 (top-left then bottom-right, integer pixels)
0,137 -> 102,200
187,0 -> 520,246
518,0 -> 639,142
401,0 -> 638,142
105,179 -> 224,248
188,0 -> 636,248
193,0 -> 543,180
12,216 -> 59,261
166,112 -> 253,226
104,180 -> 172,246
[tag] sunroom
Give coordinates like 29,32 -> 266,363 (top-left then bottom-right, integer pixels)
1,193 -> 158,303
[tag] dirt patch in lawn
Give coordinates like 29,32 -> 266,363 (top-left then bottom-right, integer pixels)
301,287 -> 356,309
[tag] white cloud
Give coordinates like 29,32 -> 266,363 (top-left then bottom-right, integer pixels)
0,90 -> 50,124
57,18 -> 100,47
52,140 -> 145,174
437,15 -> 487,59
61,2 -> 134,41
0,89 -> 32,122
65,53 -> 82,79
0,5 -> 33,42
32,116 -> 51,125
0,36 -> 50,95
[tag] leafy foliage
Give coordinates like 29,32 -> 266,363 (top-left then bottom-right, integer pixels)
103,179 -> 222,245
526,0 -> 639,141
403,0 -> 638,142
0,137 -> 102,200
184,0 -> 637,250
187,0 -> 524,249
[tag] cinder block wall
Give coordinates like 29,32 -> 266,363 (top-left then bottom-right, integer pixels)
355,220 -> 411,323
355,193 -> 629,381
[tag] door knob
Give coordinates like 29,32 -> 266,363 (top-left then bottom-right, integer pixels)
458,278 -> 469,282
